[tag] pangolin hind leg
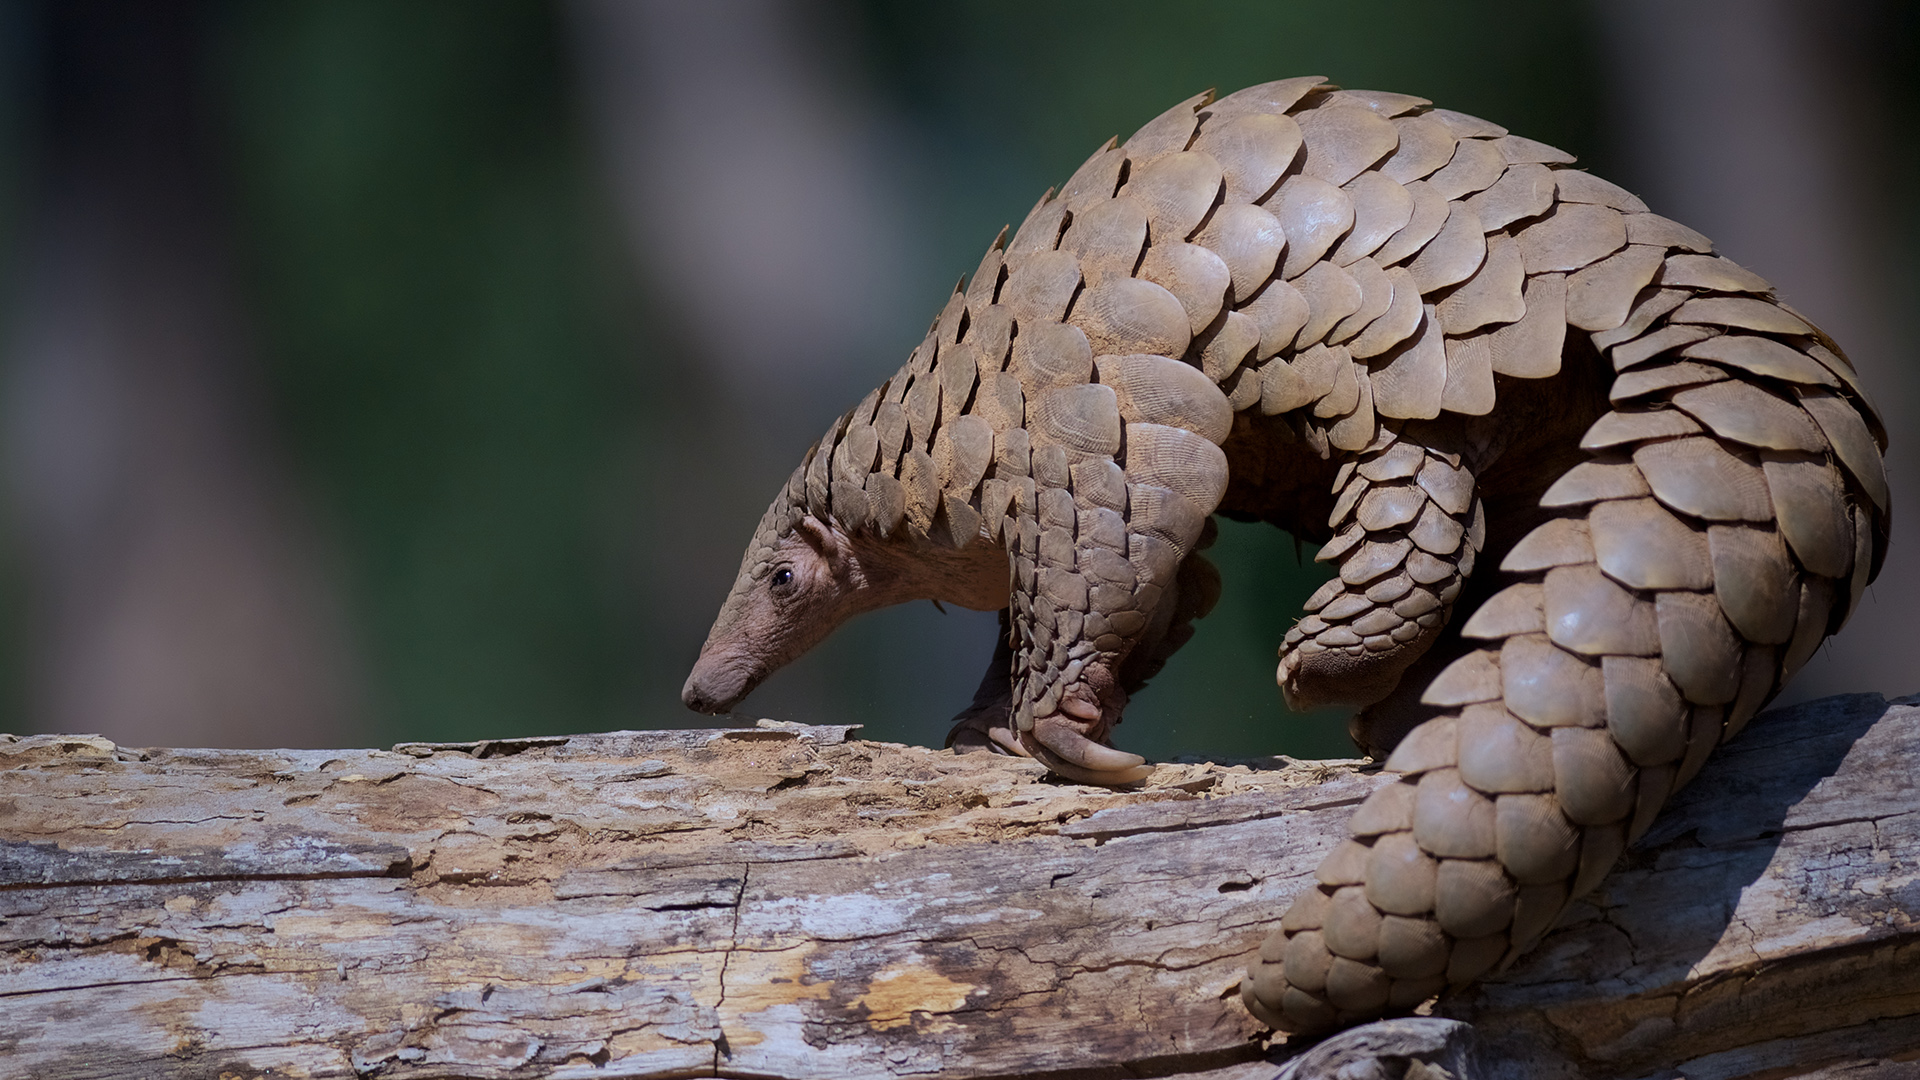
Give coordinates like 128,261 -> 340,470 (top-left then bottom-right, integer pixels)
1279,426 -> 1487,720
1334,363 -> 1614,760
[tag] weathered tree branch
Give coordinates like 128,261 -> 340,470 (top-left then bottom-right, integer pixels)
1,694 -> 1914,1079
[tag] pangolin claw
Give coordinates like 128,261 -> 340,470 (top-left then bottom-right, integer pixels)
987,725 -> 1027,757
1024,715 -> 1154,785
946,717 -> 998,753
946,704 -> 1027,758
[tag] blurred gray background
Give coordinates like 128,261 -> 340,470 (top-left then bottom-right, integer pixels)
0,0 -> 1911,762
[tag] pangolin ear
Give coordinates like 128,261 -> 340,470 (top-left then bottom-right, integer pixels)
794,515 -> 834,553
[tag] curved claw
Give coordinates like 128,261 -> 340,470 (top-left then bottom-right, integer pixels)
988,724 -> 1027,757
1025,739 -> 1156,785
947,719 -> 995,753
946,708 -> 1028,759
1024,716 -> 1153,785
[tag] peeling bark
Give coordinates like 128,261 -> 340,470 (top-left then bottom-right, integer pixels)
1,695 -> 1914,1080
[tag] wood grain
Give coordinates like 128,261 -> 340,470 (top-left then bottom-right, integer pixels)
0,696 -> 1913,1079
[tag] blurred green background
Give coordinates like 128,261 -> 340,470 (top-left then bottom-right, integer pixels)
1,1 -> 1911,762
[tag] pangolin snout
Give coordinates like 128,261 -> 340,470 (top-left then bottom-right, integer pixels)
679,672 -> 729,714
681,655 -> 752,714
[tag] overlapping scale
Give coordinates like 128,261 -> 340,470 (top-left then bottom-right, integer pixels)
1060,195 -> 1149,284
1122,89 -> 1209,163
1193,111 -> 1302,204
1349,267 -> 1425,360
1555,170 -> 1648,213
1425,137 -> 1506,201
1515,203 -> 1627,273
1241,279 -> 1313,361
1588,497 -> 1713,590
1368,305 -> 1447,419
1294,261 -> 1366,350
1381,114 -> 1458,183
1207,76 -> 1328,120
1634,437 -> 1774,521
1486,273 -> 1567,378
1057,139 -> 1125,213
1128,150 -> 1226,242
1373,180 -> 1450,266
1297,105 -> 1402,187
1759,455 -> 1854,580
1137,242 -> 1233,336
1679,336 -> 1838,387
1276,176 -> 1358,279
1070,277 -> 1192,358
1435,233 -> 1525,334
1670,296 -> 1811,335
1465,162 -> 1555,231
1565,245 -> 1666,332
1334,174 -> 1417,266
1798,388 -> 1891,512
1331,257 -> 1395,344
1440,333 -> 1497,416
1671,381 -> 1827,453
1659,254 -> 1773,294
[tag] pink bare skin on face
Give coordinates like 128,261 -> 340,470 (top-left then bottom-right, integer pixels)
682,500 -> 1154,785
680,513 -> 1010,715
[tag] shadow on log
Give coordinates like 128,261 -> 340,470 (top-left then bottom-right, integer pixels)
0,694 -> 1915,1079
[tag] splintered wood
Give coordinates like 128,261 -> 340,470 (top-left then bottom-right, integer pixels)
2,694 -> 1916,1080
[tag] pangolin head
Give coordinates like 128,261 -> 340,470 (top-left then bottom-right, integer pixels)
682,459 -> 854,714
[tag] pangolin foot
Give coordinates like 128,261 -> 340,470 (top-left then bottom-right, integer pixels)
950,672 -> 1152,785
1019,682 -> 1153,785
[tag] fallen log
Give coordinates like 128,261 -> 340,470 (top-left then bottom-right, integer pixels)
0,693 -> 1914,1079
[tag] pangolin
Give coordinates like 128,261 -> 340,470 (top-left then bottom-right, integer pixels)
682,78 -> 1891,1034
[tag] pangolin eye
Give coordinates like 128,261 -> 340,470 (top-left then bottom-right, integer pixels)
769,566 -> 795,594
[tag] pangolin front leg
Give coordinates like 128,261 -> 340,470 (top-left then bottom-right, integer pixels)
950,522 -> 1226,783
984,351 -> 1236,784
